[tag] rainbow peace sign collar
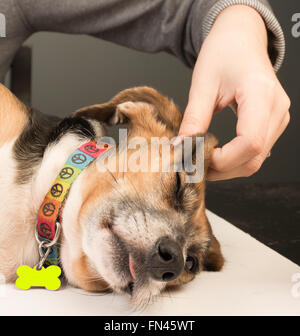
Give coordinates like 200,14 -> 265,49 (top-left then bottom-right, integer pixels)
36,140 -> 112,267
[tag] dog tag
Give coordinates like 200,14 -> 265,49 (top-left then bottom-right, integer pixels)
15,265 -> 61,290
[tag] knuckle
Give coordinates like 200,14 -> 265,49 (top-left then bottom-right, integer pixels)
242,75 -> 276,97
279,91 -> 291,111
250,73 -> 276,89
245,135 -> 264,156
283,111 -> 290,128
258,75 -> 277,93
263,78 -> 277,92
243,158 -> 263,177
213,160 -> 226,172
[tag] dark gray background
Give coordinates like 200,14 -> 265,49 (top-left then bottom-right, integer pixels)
7,0 -> 299,183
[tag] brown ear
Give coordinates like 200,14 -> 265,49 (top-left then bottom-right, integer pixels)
203,234 -> 225,271
73,86 -> 182,132
180,132 -> 218,182
202,133 -> 223,270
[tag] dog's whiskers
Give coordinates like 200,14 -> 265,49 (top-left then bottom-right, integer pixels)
125,174 -> 148,231
100,169 -> 148,241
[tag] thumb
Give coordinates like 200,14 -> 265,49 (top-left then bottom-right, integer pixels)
179,70 -> 218,136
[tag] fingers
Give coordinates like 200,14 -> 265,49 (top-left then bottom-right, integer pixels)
210,86 -> 274,173
179,27 -> 290,182
179,57 -> 219,136
207,95 -> 290,181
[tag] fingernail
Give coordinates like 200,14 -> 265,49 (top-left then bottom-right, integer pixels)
171,135 -> 184,146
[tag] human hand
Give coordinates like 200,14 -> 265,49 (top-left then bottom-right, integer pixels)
179,5 -> 290,180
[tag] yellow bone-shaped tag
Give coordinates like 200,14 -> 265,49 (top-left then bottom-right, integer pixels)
15,265 -> 61,290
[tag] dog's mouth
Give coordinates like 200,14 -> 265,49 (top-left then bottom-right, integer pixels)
129,254 -> 136,281
81,203 -> 188,306
122,254 -> 136,295
123,254 -> 136,295
108,231 -> 142,295
105,218 -> 186,302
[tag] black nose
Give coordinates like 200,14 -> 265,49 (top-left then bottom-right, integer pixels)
148,237 -> 184,282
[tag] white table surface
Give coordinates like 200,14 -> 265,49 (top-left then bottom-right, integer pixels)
1,210 -> 299,316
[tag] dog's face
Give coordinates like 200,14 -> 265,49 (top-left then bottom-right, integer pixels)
62,87 -> 224,307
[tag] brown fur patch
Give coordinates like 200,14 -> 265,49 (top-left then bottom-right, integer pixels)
72,254 -> 111,292
203,235 -> 225,271
0,84 -> 29,146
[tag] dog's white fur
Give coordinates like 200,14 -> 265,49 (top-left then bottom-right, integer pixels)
0,133 -> 101,281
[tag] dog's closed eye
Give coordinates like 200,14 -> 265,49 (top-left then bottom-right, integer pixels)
185,255 -> 199,274
175,172 -> 181,194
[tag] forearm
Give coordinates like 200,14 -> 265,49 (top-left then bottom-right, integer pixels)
17,0 -> 284,68
0,0 -> 285,83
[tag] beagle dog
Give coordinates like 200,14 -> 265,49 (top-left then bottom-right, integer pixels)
0,84 -> 224,307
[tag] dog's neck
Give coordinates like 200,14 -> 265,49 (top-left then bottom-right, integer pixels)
28,133 -> 92,271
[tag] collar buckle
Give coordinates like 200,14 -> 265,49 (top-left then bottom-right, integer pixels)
35,221 -> 61,270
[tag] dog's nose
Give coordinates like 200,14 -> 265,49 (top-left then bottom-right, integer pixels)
148,237 -> 184,282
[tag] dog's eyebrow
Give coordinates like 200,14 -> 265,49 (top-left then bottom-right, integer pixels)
175,172 -> 182,194
187,242 -> 205,254
180,184 -> 200,214
174,174 -> 185,211
101,217 -> 113,230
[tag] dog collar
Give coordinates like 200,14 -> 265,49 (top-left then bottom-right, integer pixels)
36,140 -> 112,268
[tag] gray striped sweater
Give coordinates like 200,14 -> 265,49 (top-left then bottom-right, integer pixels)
0,0 -> 284,83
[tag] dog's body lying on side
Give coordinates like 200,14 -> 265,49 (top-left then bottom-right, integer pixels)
0,84 -> 224,306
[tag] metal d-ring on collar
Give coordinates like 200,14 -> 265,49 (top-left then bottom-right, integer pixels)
35,221 -> 61,270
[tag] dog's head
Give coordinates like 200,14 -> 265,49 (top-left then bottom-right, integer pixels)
61,87 -> 224,307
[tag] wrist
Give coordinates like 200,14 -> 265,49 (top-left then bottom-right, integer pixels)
210,5 -> 268,51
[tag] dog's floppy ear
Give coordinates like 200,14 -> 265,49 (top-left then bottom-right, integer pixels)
203,234 -> 225,271
73,86 -> 183,133
182,132 -> 218,180
202,133 -> 223,270
204,132 -> 218,174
